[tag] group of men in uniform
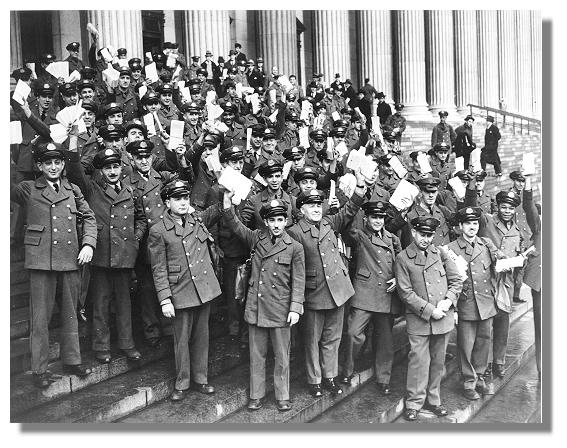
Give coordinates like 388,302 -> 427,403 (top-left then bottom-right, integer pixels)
10,37 -> 541,419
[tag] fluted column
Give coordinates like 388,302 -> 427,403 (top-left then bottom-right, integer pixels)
184,10 -> 230,61
530,11 -> 542,118
477,10 -> 499,109
497,10 -> 518,113
10,11 -> 23,71
425,10 -> 456,115
454,11 -> 479,114
256,11 -> 297,77
312,11 -> 350,86
393,10 -> 430,119
358,11 -> 393,99
88,11 -> 143,59
516,11 -> 532,116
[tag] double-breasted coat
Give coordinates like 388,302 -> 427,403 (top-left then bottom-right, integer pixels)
481,124 -> 502,165
240,188 -> 297,231
395,242 -> 463,335
431,122 -> 457,147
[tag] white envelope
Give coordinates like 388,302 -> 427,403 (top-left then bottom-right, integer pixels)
138,85 -> 148,100
371,116 -> 381,131
86,22 -> 99,37
242,87 -> 255,95
12,80 -> 31,105
143,113 -> 157,136
100,48 -> 113,63
50,123 -> 69,144
300,100 -> 312,121
145,52 -> 153,60
269,89 -> 277,104
76,118 -> 87,134
246,127 -> 252,153
440,246 -> 469,279
66,70 -> 81,83
299,127 -> 310,148
389,179 -> 419,211
25,62 -> 37,80
10,121 -> 22,144
278,75 -> 293,92
206,90 -> 217,104
313,115 -> 325,129
268,109 -> 278,123
448,176 -> 466,200
144,62 -> 159,83
177,80 -> 185,90
326,137 -> 335,157
102,66 -> 120,88
329,180 -> 336,200
215,121 -> 230,133
521,153 -> 536,175
218,166 -> 253,204
416,152 -> 432,174
116,59 -> 129,68
45,61 -> 69,80
253,172 -> 268,186
169,120 -> 185,140
454,156 -> 465,173
250,94 -> 260,114
389,155 -> 408,178
334,141 -> 349,159
56,104 -> 85,127
235,83 -> 243,98
495,256 -> 525,273
152,111 -> 164,133
470,148 -> 482,172
166,53 -> 178,69
168,136 -> 185,151
331,111 -> 341,122
338,173 -> 357,198
180,87 -> 191,103
207,104 -> 224,121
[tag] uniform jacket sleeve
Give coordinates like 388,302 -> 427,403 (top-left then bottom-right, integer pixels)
523,189 -> 540,236
72,183 -> 98,249
328,191 -> 365,233
438,246 -> 464,306
198,202 -> 223,230
289,242 -> 306,315
147,228 -> 172,303
223,207 -> 258,249
394,254 -> 436,321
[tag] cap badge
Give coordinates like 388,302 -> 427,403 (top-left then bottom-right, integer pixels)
270,200 -> 279,207
268,160 -> 275,166
104,149 -> 114,156
140,141 -> 147,148
47,143 -> 56,150
466,208 -> 473,214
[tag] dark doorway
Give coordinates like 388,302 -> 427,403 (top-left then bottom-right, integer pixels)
19,11 -> 53,63
142,10 -> 164,56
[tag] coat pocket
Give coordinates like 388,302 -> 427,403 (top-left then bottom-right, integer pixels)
356,267 -> 371,281
168,275 -> 179,284
168,265 -> 181,273
277,255 -> 291,265
24,224 -> 45,246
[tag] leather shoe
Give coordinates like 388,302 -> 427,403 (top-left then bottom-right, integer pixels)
122,348 -> 142,360
483,363 -> 493,381
62,364 -> 92,377
247,398 -> 262,410
337,374 -> 353,385
476,379 -> 494,395
276,400 -> 292,412
377,382 -> 391,396
322,378 -> 343,395
493,363 -> 506,378
33,372 -> 56,388
463,388 -> 480,400
170,389 -> 186,401
423,402 -> 449,417
191,382 -> 215,394
309,383 -> 323,397
95,351 -> 111,364
403,408 -> 418,421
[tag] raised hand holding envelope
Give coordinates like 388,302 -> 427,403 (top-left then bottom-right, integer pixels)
13,80 -> 31,106
389,179 -> 419,211
416,152 -> 432,173
388,155 -> 408,178
521,153 -> 536,175
144,63 -> 159,83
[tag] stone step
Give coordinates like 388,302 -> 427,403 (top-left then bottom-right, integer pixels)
469,355 -> 541,424
314,301 -> 534,424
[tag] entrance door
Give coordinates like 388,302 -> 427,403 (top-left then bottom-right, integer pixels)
142,10 -> 164,56
19,11 -> 53,63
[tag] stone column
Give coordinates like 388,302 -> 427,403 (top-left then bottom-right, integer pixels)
425,10 -> 457,115
358,11 -> 394,101
497,10 -> 518,113
52,11 -> 83,61
10,11 -> 23,71
184,10 -> 230,62
256,11 -> 297,77
312,10 -> 350,86
477,10 -> 499,109
516,10 -> 533,116
530,11 -> 542,118
393,10 -> 430,119
88,10 -> 144,59
454,10 -> 479,114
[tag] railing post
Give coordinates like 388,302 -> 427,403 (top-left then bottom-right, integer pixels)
469,104 -> 473,116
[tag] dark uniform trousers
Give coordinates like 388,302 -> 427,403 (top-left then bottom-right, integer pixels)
172,303 -> 211,391
135,258 -> 163,340
222,256 -> 248,336
30,270 -> 82,373
91,267 -> 135,351
249,325 -> 292,401
457,319 -> 492,390
342,308 -> 395,384
532,289 -> 541,373
490,308 -> 510,366
302,306 -> 345,384
406,332 -> 450,410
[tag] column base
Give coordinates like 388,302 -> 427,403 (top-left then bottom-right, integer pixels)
401,104 -> 435,121
428,105 -> 458,116
456,106 -> 473,116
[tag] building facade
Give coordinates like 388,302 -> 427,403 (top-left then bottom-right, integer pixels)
10,10 -> 542,118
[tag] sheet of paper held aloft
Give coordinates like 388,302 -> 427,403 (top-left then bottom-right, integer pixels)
448,176 -> 466,200
331,111 -> 341,122
269,88 -> 277,104
242,87 -> 255,95
144,62 -> 159,84
25,62 -> 37,80
218,166 -> 253,205
417,152 -> 432,174
116,58 -> 129,69
12,80 -> 31,106
172,65 -> 182,81
102,65 -> 120,88
152,111 -> 164,133
278,75 -> 293,92
246,127 -> 252,153
100,47 -> 114,63
388,155 -> 408,178
313,115 -> 325,129
250,94 -> 260,114
326,137 -> 335,159
521,153 -> 536,175
235,83 -> 243,98
208,120 -> 229,133
338,173 -> 357,198
66,70 -> 81,83
180,87 -> 191,103
389,179 -> 419,211
300,100 -> 312,121
143,113 -> 157,136
254,172 -> 268,187
46,61 -> 69,80
299,127 -> 310,148
329,180 -> 337,201
166,53 -> 178,69
207,104 -> 224,121
268,109 -> 278,123
10,121 -> 22,144
56,102 -> 85,128
205,147 -> 222,173
454,156 -> 465,173
346,149 -> 376,179
282,161 -> 293,181
50,123 -> 69,144
469,148 -> 482,172
334,141 -> 348,159
168,119 -> 185,150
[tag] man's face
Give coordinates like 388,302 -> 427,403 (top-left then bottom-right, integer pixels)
38,157 -> 64,181
476,180 -> 485,191
366,214 -> 385,233
197,73 -> 206,83
146,101 -> 161,113
68,50 -> 79,59
184,112 -> 200,126
133,154 -> 152,173
498,203 -> 515,222
235,47 -> 241,54
160,92 -> 172,106
118,75 -> 131,89
106,113 -> 123,125
63,93 -> 78,106
440,116 -> 446,124
436,150 -> 448,162
127,128 -> 145,142
301,202 -> 323,222
132,70 -> 142,80
263,138 -> 277,153
251,135 -> 263,149
465,119 -> 474,127
333,135 -> 345,145
412,159 -> 421,172
353,120 -> 362,130
486,120 -> 492,129
289,76 -> 296,86
101,162 -> 122,184
288,121 -> 297,131
378,98 -> 385,103
104,137 -> 125,151
292,155 -> 305,170
83,110 -> 96,127
205,55 -> 212,62
265,172 -> 283,191
222,112 -> 235,127
421,189 -> 438,206
312,139 -> 325,151
227,87 -> 236,97
201,145 -> 215,159
299,178 -> 316,192
513,179 -> 525,191
226,158 -> 244,172
412,229 -> 434,250
264,215 -> 286,237
381,164 -> 394,176
460,220 -> 479,239
166,194 -> 190,217
38,94 -> 53,110
80,88 -> 94,101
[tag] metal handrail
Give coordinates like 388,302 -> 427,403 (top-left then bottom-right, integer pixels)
467,103 -> 541,136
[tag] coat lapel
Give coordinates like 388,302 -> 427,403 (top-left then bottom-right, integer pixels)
264,234 -> 291,258
425,245 -> 439,270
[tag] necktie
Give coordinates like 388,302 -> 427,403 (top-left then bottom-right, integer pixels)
114,184 -> 121,194
271,236 -> 277,245
40,111 -> 46,121
181,216 -> 186,227
53,183 -> 59,193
